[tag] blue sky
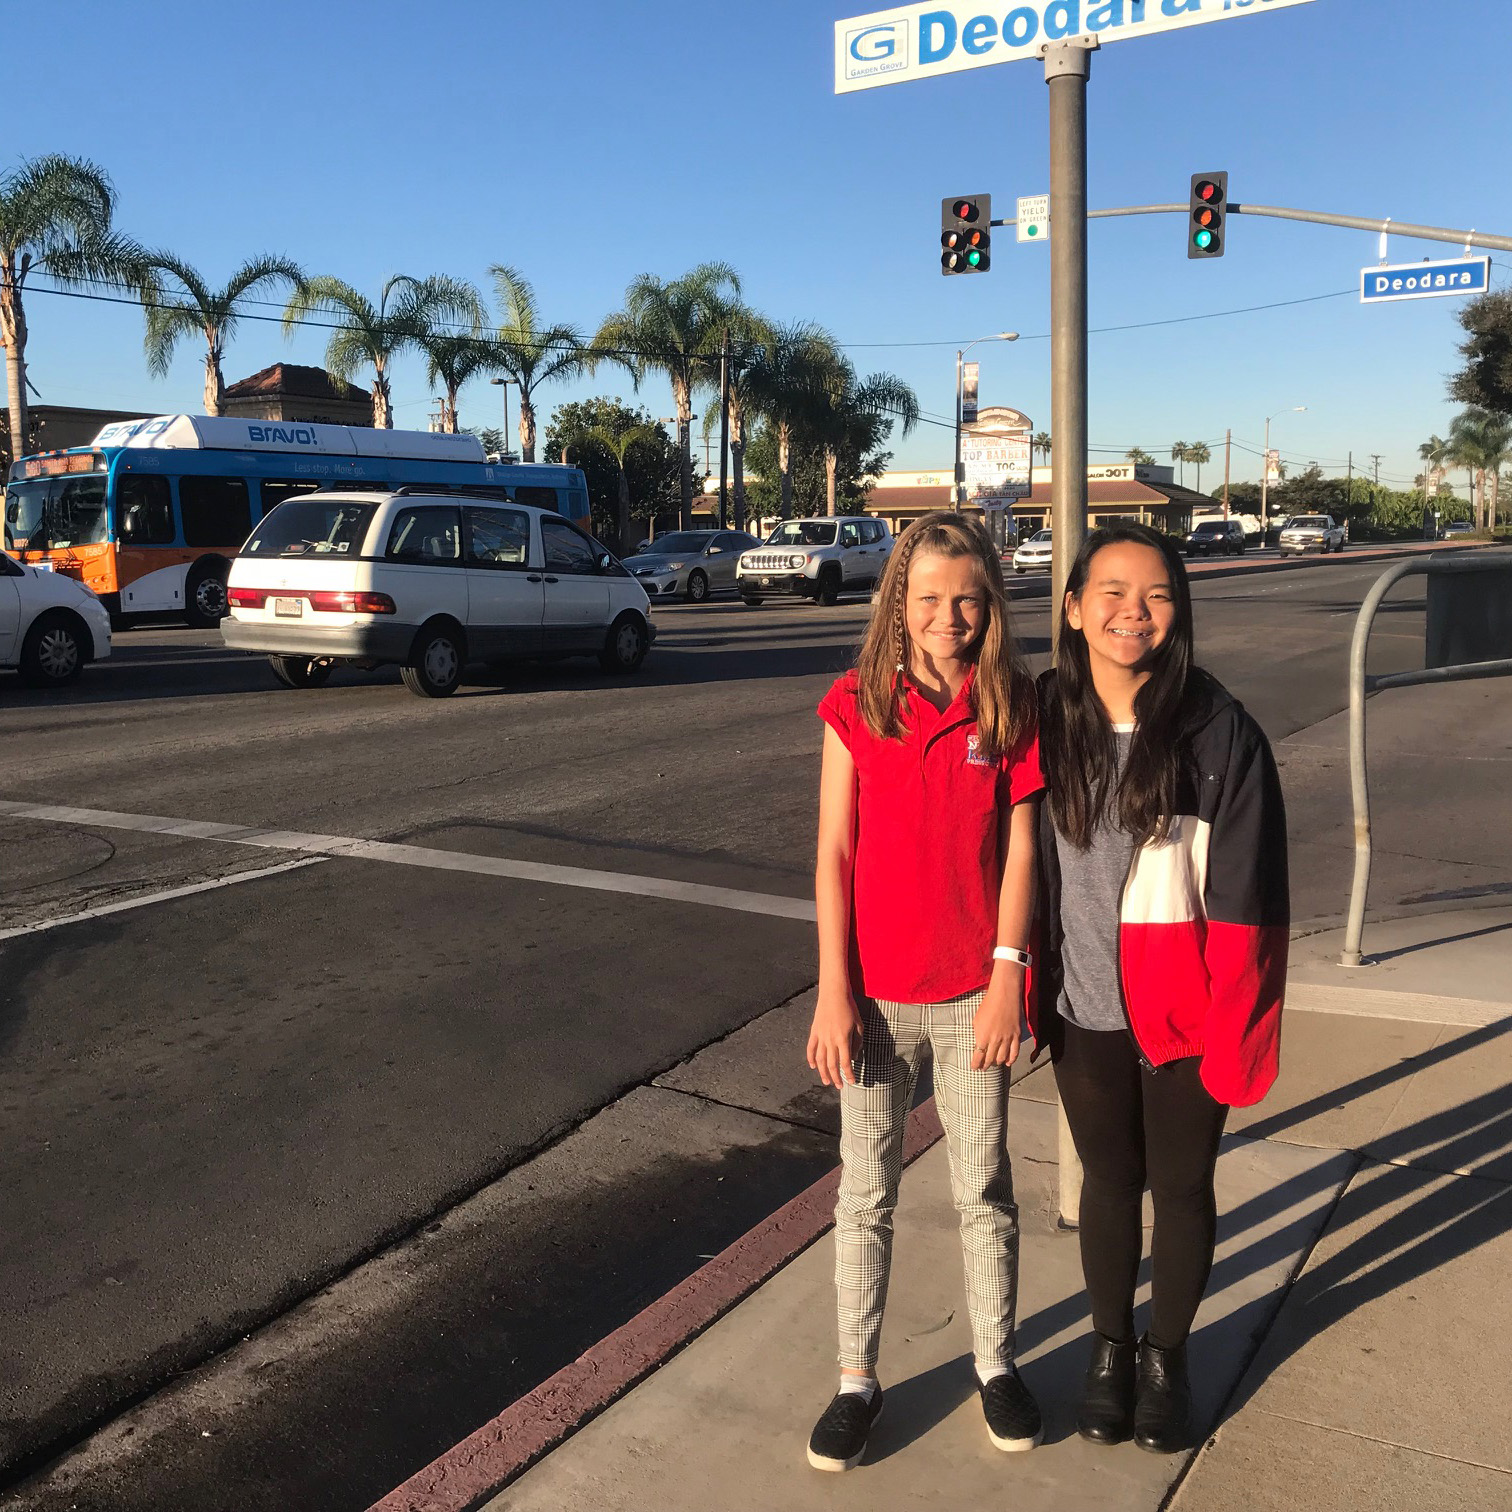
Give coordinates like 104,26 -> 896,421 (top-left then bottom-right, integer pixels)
10,0 -> 1510,493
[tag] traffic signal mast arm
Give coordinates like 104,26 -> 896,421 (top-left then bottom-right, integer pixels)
988,202 -> 1512,252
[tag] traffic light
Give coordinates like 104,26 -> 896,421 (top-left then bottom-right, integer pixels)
941,195 -> 992,275
1188,173 -> 1228,259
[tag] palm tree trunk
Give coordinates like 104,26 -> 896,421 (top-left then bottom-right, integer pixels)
203,340 -> 224,417
373,363 -> 392,429
778,423 -> 793,519
3,284 -> 30,465
519,393 -> 537,463
825,448 -> 838,516
675,380 -> 693,530
616,466 -> 630,555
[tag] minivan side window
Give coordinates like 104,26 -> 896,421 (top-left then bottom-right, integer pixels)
179,476 -> 252,547
465,506 -> 532,569
541,518 -> 598,574
386,506 -> 461,564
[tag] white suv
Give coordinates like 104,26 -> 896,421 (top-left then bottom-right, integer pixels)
736,516 -> 893,606
222,488 -> 654,697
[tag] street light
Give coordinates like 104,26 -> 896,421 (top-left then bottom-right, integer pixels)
489,377 -> 519,461
955,333 -> 1019,508
1260,405 -> 1307,543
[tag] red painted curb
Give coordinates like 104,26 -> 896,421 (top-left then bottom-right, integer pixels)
366,1099 -> 945,1512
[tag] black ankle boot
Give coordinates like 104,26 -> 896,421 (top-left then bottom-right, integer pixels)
1134,1334 -> 1191,1453
1077,1333 -> 1136,1444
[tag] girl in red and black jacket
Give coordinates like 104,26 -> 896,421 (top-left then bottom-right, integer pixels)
1034,522 -> 1288,1456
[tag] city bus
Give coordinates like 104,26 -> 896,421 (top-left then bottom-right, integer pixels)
3,415 -> 592,627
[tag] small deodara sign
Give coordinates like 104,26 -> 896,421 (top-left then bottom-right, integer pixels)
835,0 -> 1318,94
1360,256 -> 1491,305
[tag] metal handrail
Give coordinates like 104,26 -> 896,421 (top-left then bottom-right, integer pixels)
1342,549 -> 1512,966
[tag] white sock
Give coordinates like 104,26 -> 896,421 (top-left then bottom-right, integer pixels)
838,1374 -> 878,1400
977,1363 -> 1009,1386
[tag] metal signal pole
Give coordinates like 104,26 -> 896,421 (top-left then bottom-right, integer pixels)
718,329 -> 732,530
1045,37 -> 1096,650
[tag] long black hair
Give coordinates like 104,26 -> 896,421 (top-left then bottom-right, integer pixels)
1042,522 -> 1211,848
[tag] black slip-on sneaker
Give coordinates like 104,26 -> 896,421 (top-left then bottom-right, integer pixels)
980,1366 -> 1043,1452
806,1386 -> 884,1472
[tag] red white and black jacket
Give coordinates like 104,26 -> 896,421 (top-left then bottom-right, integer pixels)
1030,671 -> 1290,1108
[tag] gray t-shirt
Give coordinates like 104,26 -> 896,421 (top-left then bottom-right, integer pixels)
1054,726 -> 1135,1033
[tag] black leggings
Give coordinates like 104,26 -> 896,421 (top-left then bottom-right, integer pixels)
1053,1019 -> 1229,1350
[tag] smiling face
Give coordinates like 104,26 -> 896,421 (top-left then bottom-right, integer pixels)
905,550 -> 988,669
1065,540 -> 1176,678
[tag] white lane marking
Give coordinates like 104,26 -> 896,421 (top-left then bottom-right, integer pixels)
0,800 -> 818,924
0,857 -> 326,941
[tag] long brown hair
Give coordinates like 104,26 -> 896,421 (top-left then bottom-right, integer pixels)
855,512 -> 1033,760
1042,522 -> 1212,848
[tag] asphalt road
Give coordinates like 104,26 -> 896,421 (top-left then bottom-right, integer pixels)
0,546 -> 1501,1511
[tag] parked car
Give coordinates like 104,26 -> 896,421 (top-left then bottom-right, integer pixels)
1182,518 -> 1246,557
221,488 -> 654,697
1011,528 -> 1053,574
0,549 -> 111,688
736,516 -> 892,605
621,529 -> 760,602
1441,520 -> 1475,540
1278,514 -> 1346,555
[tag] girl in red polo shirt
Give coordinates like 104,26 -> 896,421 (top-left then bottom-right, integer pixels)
804,512 -> 1043,1473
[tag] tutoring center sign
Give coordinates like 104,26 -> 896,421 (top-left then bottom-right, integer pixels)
836,0 -> 1317,92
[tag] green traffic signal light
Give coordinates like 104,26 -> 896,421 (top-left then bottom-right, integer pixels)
1193,229 -> 1213,251
1187,171 -> 1228,260
941,193 -> 992,276
967,249 -> 982,267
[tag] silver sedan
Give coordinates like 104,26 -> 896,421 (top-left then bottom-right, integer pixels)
621,530 -> 761,603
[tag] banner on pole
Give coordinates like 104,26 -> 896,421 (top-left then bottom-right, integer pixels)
1264,448 -> 1283,487
835,0 -> 1318,94
962,363 -> 980,424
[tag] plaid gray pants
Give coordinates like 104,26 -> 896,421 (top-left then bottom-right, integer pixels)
834,989 -> 1021,1372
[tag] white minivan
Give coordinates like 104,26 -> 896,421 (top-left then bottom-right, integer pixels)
221,488 -> 654,697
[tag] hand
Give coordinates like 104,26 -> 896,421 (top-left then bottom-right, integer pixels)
971,980 -> 1027,1071
807,988 -> 862,1088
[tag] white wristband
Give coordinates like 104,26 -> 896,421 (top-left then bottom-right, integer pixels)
992,946 -> 1033,968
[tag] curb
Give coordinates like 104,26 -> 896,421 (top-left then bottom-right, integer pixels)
366,1099 -> 946,1512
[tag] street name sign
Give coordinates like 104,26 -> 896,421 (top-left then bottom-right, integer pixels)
835,0 -> 1318,92
1360,256 -> 1491,304
1017,193 -> 1049,242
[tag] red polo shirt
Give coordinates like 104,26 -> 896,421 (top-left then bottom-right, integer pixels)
818,669 -> 1043,1005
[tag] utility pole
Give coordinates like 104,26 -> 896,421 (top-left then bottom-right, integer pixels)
1045,38 -> 1095,644
718,328 -> 731,531
1222,428 -> 1231,519
1370,454 -> 1383,516
1346,452 -> 1353,522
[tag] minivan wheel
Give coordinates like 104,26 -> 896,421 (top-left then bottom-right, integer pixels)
401,621 -> 465,697
184,564 -> 229,628
19,611 -> 86,688
686,569 -> 709,604
815,568 -> 841,607
599,612 -> 649,674
269,655 -> 334,689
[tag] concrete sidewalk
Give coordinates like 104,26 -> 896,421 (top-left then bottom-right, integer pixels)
479,908 -> 1512,1512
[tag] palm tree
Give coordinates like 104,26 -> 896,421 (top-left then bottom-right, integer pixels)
594,262 -> 741,528
282,274 -> 481,429
487,265 -> 586,463
1449,408 -> 1512,530
1031,431 -> 1052,464
1170,440 -> 1188,485
1418,433 -> 1451,507
418,333 -> 495,433
561,421 -> 659,552
1125,447 -> 1155,466
812,354 -> 919,516
1,154 -> 156,456
142,254 -> 306,416
745,321 -> 835,520
1185,441 -> 1212,493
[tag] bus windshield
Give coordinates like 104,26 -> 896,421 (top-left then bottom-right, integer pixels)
4,475 -> 109,550
243,497 -> 378,557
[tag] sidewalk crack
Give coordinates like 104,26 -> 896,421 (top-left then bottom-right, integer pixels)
1247,1407 -> 1512,1476
649,1080 -> 835,1138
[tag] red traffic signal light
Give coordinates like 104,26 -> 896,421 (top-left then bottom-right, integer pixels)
1188,172 -> 1228,259
941,194 -> 992,275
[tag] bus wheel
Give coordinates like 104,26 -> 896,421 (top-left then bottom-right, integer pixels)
185,564 -> 229,628
269,655 -> 334,690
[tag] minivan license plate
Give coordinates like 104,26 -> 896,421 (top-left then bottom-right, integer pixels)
273,597 -> 304,618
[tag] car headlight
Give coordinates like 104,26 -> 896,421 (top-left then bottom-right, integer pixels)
665,560 -> 685,571
788,553 -> 807,569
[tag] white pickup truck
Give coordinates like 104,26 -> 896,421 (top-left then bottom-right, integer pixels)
1278,514 -> 1346,555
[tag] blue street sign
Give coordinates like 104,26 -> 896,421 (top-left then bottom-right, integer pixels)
1360,256 -> 1491,304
